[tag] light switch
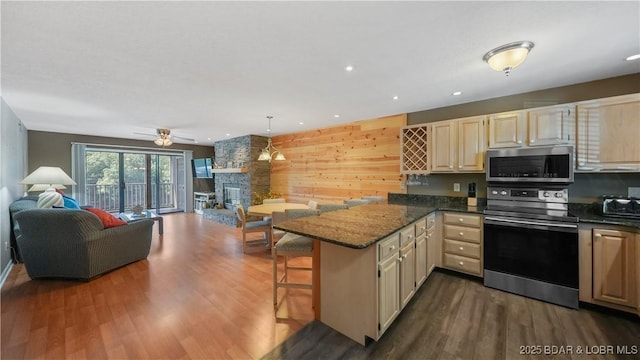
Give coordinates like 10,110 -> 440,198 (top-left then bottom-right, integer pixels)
453,183 -> 460,192
629,187 -> 640,198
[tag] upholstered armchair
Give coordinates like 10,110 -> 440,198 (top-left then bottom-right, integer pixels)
11,200 -> 154,280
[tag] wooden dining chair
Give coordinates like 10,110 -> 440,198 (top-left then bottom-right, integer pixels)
272,208 -> 320,310
235,204 -> 272,253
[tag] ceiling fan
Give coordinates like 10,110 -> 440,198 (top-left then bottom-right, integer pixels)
134,128 -> 195,147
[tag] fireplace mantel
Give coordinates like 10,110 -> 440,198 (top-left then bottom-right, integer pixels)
212,167 -> 248,174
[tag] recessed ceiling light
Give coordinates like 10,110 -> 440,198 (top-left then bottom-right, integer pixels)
207,137 -> 212,141
334,114 -> 340,118
299,122 -> 304,125
225,133 -> 230,137
392,96 -> 399,100
345,65 -> 354,72
626,54 -> 640,61
452,91 -> 462,96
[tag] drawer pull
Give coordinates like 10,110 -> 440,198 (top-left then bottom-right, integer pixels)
459,246 -> 464,251
420,226 -> 426,231
459,261 -> 464,266
594,234 -> 602,238
459,232 -> 464,236
398,257 -> 403,263
459,218 -> 464,223
408,235 -> 413,239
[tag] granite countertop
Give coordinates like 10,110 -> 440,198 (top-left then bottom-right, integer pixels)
569,203 -> 640,230
274,194 -> 486,249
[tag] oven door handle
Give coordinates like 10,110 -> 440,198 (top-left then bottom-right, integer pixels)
484,216 -> 578,233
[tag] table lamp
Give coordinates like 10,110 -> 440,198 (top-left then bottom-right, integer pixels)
21,166 -> 77,208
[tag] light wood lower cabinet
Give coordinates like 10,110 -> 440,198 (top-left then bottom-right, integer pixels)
415,217 -> 428,287
593,228 -> 637,308
441,212 -> 483,277
320,218 -> 426,345
579,224 -> 639,315
426,213 -> 439,276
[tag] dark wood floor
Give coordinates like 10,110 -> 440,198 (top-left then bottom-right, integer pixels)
3,213 -> 639,359
263,270 -> 640,360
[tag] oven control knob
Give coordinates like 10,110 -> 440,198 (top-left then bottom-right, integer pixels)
492,190 -> 498,195
543,191 -> 550,198
554,192 -> 563,198
500,191 -> 507,196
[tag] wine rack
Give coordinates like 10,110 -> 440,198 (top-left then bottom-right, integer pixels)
400,125 -> 430,174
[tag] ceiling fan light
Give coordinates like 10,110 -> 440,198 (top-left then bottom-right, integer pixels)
483,41 -> 534,75
164,138 -> 173,146
154,138 -> 164,146
274,152 -> 286,161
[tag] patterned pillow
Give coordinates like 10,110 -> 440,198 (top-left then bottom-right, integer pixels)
84,207 -> 127,228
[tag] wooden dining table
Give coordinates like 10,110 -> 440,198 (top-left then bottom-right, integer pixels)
247,202 -> 310,216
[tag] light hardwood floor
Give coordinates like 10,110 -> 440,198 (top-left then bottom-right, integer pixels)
1,213 -> 314,359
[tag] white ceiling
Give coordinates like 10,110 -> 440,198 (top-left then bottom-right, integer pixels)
2,1 -> 639,146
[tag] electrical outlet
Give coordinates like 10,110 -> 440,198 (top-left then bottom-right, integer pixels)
629,187 -> 640,198
453,183 -> 461,192
4,241 -> 9,252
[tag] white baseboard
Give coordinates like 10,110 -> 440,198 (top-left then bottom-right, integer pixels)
0,261 -> 13,290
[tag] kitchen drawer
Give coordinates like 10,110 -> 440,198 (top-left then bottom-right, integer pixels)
443,212 -> 481,228
444,253 -> 481,276
379,234 -> 399,261
444,239 -> 481,259
415,218 -> 427,237
400,226 -> 415,247
444,224 -> 481,244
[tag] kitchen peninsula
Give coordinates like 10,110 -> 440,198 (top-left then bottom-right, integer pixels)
273,197 -> 484,345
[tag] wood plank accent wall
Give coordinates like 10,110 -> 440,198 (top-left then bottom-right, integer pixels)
270,114 -> 407,204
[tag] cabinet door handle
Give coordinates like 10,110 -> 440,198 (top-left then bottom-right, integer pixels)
398,257 -> 403,263
426,235 -> 431,239
449,165 -> 453,169
459,246 -> 464,251
517,140 -> 522,144
459,232 -> 464,236
420,226 -> 426,231
459,261 -> 464,266
594,233 -> 602,238
458,165 -> 462,169
403,253 -> 409,259
530,139 -> 535,143
459,218 -> 464,223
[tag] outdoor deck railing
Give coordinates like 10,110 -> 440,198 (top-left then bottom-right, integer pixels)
85,183 -> 175,212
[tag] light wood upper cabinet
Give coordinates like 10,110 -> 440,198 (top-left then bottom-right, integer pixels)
488,111 -> 526,148
592,228 -> 637,308
431,120 -> 457,172
528,104 -> 575,146
576,94 -> 640,172
431,116 -> 485,173
458,116 -> 486,171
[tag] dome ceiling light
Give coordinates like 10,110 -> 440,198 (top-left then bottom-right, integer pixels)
483,41 -> 535,76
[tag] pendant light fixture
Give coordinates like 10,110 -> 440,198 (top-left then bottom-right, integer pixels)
258,116 -> 286,163
483,41 -> 535,76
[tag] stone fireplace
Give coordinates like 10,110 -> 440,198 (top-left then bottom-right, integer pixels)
223,183 -> 241,209
212,135 -> 270,212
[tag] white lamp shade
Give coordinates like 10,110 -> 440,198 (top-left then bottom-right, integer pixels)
487,47 -> 530,72
21,166 -> 76,186
274,152 -> 286,161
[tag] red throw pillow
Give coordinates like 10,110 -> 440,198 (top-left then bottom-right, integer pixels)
84,207 -> 127,228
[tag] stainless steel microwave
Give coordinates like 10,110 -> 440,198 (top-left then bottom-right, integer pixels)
486,146 -> 574,183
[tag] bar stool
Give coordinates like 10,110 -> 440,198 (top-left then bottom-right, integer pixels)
272,208 -> 320,310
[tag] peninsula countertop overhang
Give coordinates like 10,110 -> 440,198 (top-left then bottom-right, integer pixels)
273,201 -> 484,249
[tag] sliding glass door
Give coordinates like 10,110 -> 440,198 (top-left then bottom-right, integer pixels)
83,149 -> 186,214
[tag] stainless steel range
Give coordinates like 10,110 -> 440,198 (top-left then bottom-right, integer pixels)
483,146 -> 579,309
